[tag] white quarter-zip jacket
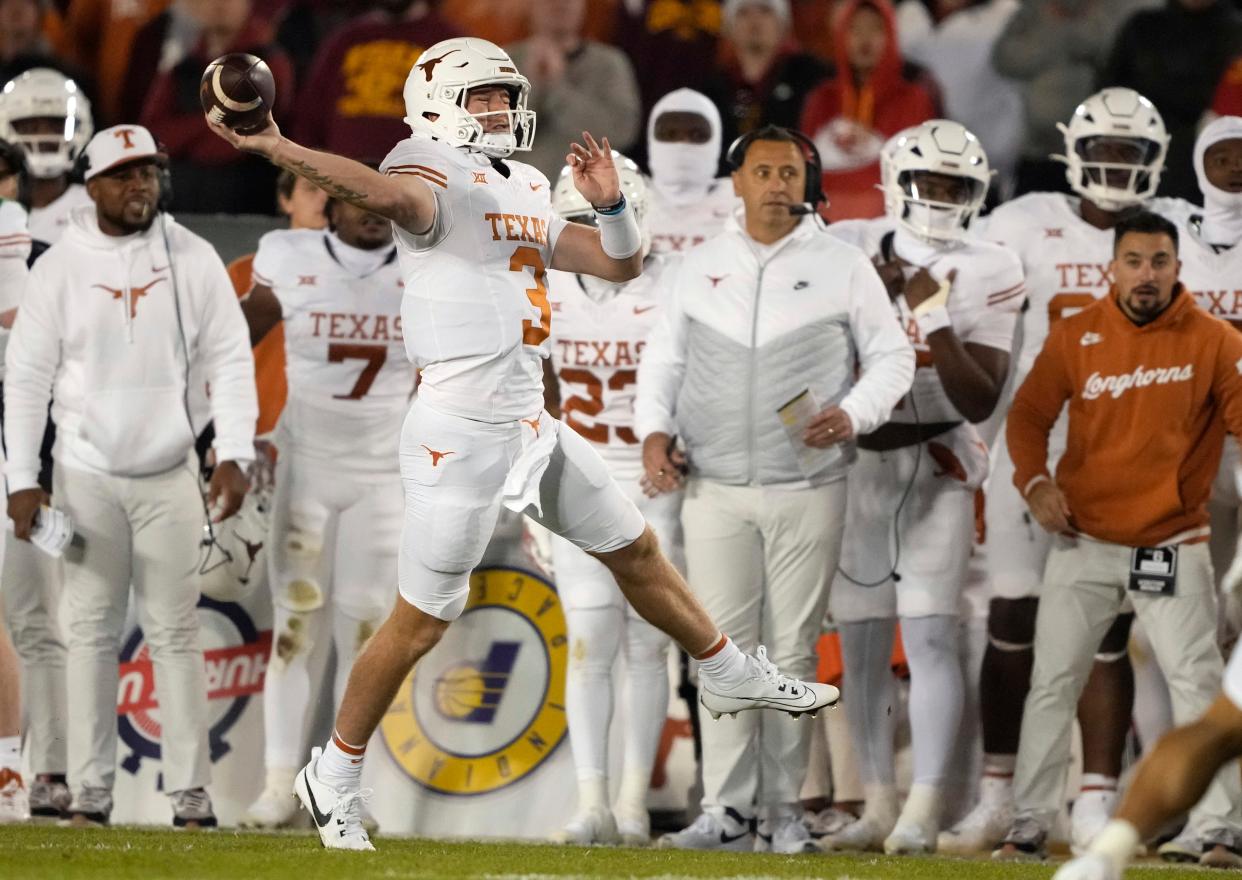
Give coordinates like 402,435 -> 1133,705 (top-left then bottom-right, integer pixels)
636,213 -> 915,487
4,206 -> 257,490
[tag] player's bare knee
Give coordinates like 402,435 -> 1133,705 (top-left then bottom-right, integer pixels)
389,594 -> 451,662
592,525 -> 659,582
987,596 -> 1038,651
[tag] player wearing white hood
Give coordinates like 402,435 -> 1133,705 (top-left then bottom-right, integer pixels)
645,88 -> 739,255
1175,118 -> 1242,618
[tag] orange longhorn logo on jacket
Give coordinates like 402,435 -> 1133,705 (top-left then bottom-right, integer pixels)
91,278 -> 166,319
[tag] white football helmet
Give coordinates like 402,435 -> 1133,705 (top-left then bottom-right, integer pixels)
1054,87 -> 1169,211
403,37 -> 535,158
552,151 -> 651,256
884,120 -> 991,243
198,488 -> 271,604
0,68 -> 93,179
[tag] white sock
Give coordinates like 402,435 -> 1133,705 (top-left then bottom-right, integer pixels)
899,782 -> 943,828
317,732 -> 365,788
0,735 -> 19,770
577,772 -> 609,812
902,614 -> 965,787
695,635 -> 749,691
618,615 -> 669,814
837,619 -> 898,785
979,759 -> 1015,806
264,765 -> 296,795
565,607 -> 621,779
861,782 -> 900,821
616,768 -> 652,820
1080,773 -> 1118,793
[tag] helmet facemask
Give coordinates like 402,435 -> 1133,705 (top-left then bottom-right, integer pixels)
897,169 -> 987,243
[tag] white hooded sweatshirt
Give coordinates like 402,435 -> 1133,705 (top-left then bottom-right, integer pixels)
4,205 -> 256,490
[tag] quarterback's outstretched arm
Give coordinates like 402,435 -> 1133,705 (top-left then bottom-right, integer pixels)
206,115 -> 436,236
1056,694 -> 1242,880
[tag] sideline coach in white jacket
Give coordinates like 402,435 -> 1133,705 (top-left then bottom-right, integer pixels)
3,125 -> 257,827
639,125 -> 915,852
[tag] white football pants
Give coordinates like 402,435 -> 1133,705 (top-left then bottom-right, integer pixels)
681,476 -> 847,818
54,462 -> 211,794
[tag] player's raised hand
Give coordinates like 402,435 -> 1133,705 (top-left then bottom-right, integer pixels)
205,113 -> 283,159
567,131 -> 620,207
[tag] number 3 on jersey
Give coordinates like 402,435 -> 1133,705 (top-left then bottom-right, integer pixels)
512,246 -> 551,346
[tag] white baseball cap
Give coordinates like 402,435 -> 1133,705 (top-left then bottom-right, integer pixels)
82,124 -> 160,180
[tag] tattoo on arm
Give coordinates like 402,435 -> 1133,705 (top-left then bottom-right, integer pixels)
280,158 -> 370,204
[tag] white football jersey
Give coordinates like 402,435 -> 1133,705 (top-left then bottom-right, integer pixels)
1174,213 -> 1242,325
252,229 -> 414,471
547,255 -> 675,483
0,199 -> 31,382
379,137 -> 568,423
979,192 -> 1190,386
28,183 -> 91,247
828,218 -> 1024,425
646,180 -> 738,256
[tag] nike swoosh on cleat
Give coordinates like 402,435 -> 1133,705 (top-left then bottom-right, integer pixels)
721,830 -> 749,843
303,770 -> 333,828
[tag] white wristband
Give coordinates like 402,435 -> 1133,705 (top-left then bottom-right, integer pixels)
596,197 -> 642,259
914,304 -> 952,337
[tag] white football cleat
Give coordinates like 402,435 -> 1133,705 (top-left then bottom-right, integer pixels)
937,797 -> 1014,855
762,814 -> 819,854
1070,789 -> 1117,855
294,747 -> 374,851
1052,853 -> 1119,880
885,818 -> 937,855
0,768 -> 29,823
700,646 -> 838,719
615,808 -> 650,846
240,782 -> 300,829
658,810 -> 753,851
550,805 -> 620,845
822,811 -> 898,852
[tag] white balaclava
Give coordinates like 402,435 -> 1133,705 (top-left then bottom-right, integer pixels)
647,88 -> 722,203
1194,115 -> 1242,247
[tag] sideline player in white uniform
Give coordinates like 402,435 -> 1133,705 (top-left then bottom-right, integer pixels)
1054,638 -> 1242,880
543,154 -> 675,847
1176,117 -> 1242,610
0,69 -> 93,249
236,197 -> 414,828
0,140 -> 31,822
939,88 -> 1180,855
645,88 -> 737,256
208,36 -> 839,852
822,120 -> 1024,855
0,76 -> 87,817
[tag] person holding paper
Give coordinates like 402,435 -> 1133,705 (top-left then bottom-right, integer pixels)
821,121 -> 1023,856
636,124 -> 914,855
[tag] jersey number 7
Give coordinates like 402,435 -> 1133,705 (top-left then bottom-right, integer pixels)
329,343 -> 388,400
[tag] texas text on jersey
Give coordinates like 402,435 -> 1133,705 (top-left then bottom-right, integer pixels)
252,228 -> 415,470
380,137 -> 568,423
547,256 -> 675,483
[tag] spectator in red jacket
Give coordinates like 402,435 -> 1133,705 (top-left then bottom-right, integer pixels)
799,0 -> 940,221
140,0 -> 294,213
292,0 -> 459,159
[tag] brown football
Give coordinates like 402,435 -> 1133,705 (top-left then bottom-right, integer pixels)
200,53 -> 275,135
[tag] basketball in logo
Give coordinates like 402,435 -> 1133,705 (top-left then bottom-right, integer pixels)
380,567 -> 568,795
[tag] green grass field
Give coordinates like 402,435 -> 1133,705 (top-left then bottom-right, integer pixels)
0,826 -> 1219,880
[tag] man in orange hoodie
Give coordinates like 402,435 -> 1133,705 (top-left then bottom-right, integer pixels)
995,210 -> 1242,863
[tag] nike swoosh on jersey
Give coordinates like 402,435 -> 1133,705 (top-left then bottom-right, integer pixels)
633,305 -> 657,315
303,770 -> 333,828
